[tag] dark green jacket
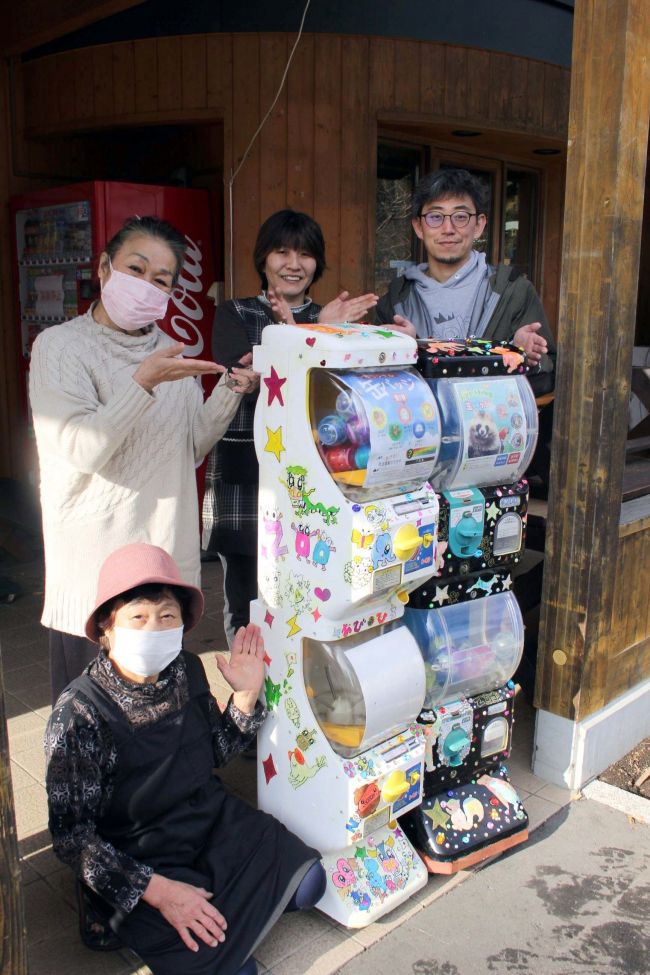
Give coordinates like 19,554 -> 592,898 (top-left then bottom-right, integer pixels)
376,264 -> 556,392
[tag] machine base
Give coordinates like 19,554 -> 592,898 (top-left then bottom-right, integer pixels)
417,826 -> 529,874
315,820 -> 428,927
401,767 -> 529,875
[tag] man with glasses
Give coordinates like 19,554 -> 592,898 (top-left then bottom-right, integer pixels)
375,168 -> 555,386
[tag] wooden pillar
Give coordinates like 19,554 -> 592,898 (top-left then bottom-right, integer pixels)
0,648 -> 27,975
535,0 -> 650,721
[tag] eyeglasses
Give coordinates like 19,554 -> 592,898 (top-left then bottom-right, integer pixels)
419,211 -> 477,229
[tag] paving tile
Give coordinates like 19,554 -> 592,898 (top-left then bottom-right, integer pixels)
7,709 -> 47,736
4,661 -> 49,693
28,932 -> 139,975
535,780 -> 573,806
7,724 -> 46,758
21,855 -> 41,886
255,908 -> 334,968
10,757 -> 40,791
523,792 -> 563,831
44,865 -> 78,909
265,924 -> 363,975
11,680 -> 52,713
2,690 -> 25,718
23,876 -> 78,943
508,765 -> 549,795
14,782 -> 49,837
12,744 -> 47,785
21,838 -> 62,878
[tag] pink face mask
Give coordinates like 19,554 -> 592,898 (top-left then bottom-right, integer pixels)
100,258 -> 171,331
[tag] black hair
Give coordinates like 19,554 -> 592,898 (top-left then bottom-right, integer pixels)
411,169 -> 489,218
95,583 -> 191,635
253,209 -> 326,291
104,216 -> 187,285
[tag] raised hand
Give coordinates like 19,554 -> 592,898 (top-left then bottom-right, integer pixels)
133,343 -> 225,393
267,287 -> 295,324
318,291 -> 378,324
512,322 -> 548,366
216,622 -> 265,715
387,314 -> 417,338
142,874 -> 227,953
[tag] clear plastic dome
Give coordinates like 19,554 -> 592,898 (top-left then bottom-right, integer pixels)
427,375 -> 538,490
302,625 -> 426,758
403,592 -> 524,709
309,367 -> 441,501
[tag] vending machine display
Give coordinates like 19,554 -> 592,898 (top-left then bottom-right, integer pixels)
252,322 -> 440,926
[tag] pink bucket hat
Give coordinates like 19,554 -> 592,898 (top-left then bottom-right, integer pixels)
85,543 -> 204,643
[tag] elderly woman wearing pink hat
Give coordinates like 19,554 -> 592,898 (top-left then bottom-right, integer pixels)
44,543 -> 324,975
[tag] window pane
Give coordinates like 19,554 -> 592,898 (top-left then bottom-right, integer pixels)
375,143 -> 422,296
504,170 -> 538,282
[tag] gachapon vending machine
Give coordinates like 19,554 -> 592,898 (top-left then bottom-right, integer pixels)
400,339 -> 538,873
251,322 -> 441,926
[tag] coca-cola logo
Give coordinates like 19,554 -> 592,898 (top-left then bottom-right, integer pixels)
169,234 -> 205,356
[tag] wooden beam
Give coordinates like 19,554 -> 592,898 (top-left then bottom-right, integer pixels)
0,0 -> 146,57
0,646 -> 27,975
535,0 -> 650,721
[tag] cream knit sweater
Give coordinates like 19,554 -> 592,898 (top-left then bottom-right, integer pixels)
29,311 -> 242,637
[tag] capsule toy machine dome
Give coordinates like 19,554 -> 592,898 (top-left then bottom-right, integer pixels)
400,339 -> 538,874
251,322 -> 443,926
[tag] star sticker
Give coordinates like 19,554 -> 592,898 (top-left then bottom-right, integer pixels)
424,800 -> 451,829
263,653 -> 272,666
264,366 -> 287,406
432,585 -> 450,606
311,607 -> 321,622
355,846 -> 367,860
264,426 -> 285,462
502,574 -> 512,590
286,614 -> 301,637
262,753 -> 277,784
393,827 -> 403,839
485,501 -> 500,522
264,610 -> 274,627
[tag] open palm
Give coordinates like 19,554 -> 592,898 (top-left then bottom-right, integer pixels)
216,623 -> 265,712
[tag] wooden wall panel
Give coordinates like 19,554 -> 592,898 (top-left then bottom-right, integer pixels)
134,39 -> 158,115
393,40 -> 421,112
112,41 -> 135,117
419,43 -> 445,117
230,35 -> 261,290
206,34 -> 231,111
337,36 -> 369,297
444,47 -> 469,120
182,35 -> 207,110
369,37 -> 395,113
258,35 -> 289,222
313,34 -> 342,297
286,33 -> 315,214
92,44 -> 114,119
157,36 -> 182,112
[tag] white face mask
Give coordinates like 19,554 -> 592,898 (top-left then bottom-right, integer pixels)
109,625 -> 184,678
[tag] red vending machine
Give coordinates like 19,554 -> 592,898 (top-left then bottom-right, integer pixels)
11,180 -> 219,497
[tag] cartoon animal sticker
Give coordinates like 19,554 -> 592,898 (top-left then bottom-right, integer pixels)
260,505 -> 288,559
291,522 -> 311,560
311,531 -> 336,568
343,556 -> 373,590
296,727 -> 317,751
441,796 -> 485,831
372,531 -> 396,569
332,858 -> 356,890
282,466 -> 309,511
288,748 -> 327,789
264,676 -> 282,710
